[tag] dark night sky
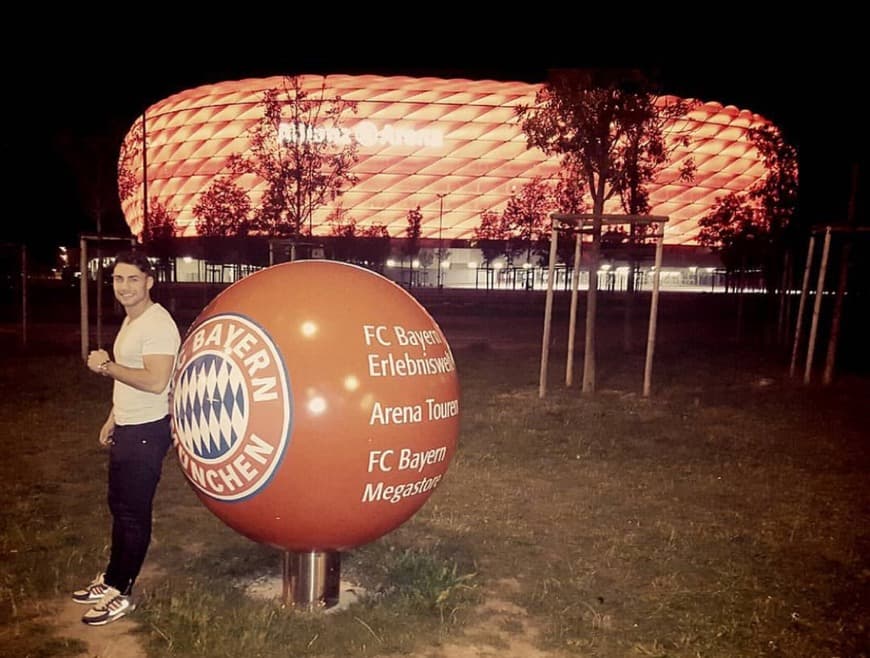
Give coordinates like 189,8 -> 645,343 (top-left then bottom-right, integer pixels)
8,29 -> 864,263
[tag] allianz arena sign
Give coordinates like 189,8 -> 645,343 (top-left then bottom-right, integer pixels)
278,120 -> 444,150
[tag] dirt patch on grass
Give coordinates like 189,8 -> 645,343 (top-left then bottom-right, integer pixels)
420,579 -> 562,658
54,599 -> 147,658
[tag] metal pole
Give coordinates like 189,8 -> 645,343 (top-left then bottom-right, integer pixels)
642,232 -> 665,397
437,193 -> 445,288
141,112 -> 149,240
282,550 -> 341,610
804,227 -> 832,384
538,219 -> 559,398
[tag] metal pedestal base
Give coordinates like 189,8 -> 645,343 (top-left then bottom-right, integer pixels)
282,550 -> 341,610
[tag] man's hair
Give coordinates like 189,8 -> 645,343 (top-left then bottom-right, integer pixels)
113,250 -> 154,277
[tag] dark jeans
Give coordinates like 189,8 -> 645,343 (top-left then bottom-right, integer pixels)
105,416 -> 171,595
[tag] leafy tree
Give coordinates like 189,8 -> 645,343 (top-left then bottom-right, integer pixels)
404,205 -> 423,255
616,95 -> 695,292
471,209 -> 510,267
502,178 -> 554,267
697,192 -> 763,274
517,69 -> 692,393
326,203 -> 358,262
141,198 -> 178,280
553,159 -> 587,217
615,97 -> 695,217
697,125 -> 798,293
551,161 -> 588,268
748,124 -> 798,240
117,116 -> 156,243
747,124 -> 799,291
229,76 -> 359,238
193,176 -> 252,238
117,116 -> 143,206
327,204 -> 357,237
360,224 -> 390,239
357,223 -> 391,272
697,190 -> 765,340
417,248 -> 435,281
403,205 -> 423,286
141,198 -> 178,243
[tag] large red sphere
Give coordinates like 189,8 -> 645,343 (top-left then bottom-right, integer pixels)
171,261 -> 460,551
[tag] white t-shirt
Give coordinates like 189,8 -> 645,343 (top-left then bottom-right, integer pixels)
112,303 -> 181,425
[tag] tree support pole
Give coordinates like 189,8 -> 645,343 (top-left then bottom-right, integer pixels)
538,221 -> 559,398
642,232 -> 665,397
789,236 -> 816,377
804,227 -> 832,384
566,233 -> 582,386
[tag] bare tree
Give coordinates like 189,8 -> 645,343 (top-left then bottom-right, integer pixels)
229,76 -> 359,238
518,69 -> 693,393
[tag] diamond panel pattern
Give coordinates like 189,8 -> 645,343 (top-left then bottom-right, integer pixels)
120,74 -> 774,245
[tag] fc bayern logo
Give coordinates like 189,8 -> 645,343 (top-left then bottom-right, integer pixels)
172,313 -> 292,502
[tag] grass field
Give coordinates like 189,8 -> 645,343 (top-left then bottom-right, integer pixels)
1,290 -> 867,657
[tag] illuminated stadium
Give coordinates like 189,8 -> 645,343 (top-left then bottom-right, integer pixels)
118,74 -> 777,288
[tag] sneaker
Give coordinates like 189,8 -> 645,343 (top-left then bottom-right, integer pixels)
72,573 -> 108,604
81,587 -> 135,626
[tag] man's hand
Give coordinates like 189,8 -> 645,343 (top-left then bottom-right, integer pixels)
87,349 -> 111,374
99,417 -> 115,447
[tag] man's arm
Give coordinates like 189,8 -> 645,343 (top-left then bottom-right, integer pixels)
88,349 -> 175,394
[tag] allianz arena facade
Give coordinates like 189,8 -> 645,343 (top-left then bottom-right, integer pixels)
118,74 -> 776,288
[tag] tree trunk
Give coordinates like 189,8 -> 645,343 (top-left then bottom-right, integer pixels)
823,163 -> 860,385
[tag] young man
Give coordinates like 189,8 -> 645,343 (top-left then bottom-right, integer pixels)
76,251 -> 181,626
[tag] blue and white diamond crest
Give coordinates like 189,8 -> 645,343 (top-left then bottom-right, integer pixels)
174,353 -> 249,462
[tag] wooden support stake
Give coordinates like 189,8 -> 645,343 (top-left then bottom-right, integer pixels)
789,236 -> 816,377
804,227 -> 832,384
566,233 -> 582,386
538,222 -> 559,398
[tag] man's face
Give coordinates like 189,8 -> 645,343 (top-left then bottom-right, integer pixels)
112,262 -> 153,310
